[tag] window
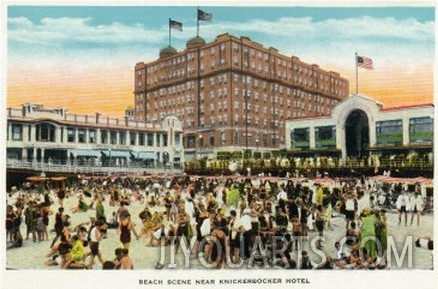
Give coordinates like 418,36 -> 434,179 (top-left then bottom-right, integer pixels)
234,130 -> 239,145
11,124 -> 23,141
110,131 -> 117,145
175,133 -> 181,146
130,132 -> 136,146
147,133 -> 154,146
119,132 -> 126,145
409,117 -> 433,143
89,130 -> 96,144
77,129 -> 86,143
163,134 -> 168,146
376,120 -> 403,145
187,135 -> 196,149
101,130 -> 108,144
36,123 -> 56,142
67,127 -> 75,143
292,128 -> 310,149
139,132 -> 145,146
315,126 -> 336,148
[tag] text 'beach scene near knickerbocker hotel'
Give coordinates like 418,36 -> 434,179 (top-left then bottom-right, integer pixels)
4,4 -> 435,282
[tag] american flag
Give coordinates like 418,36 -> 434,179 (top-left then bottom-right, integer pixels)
169,19 -> 183,31
356,55 -> 374,70
198,9 -> 212,21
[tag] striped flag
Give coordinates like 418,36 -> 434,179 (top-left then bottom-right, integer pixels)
356,55 -> 374,70
170,19 -> 183,31
198,9 -> 212,21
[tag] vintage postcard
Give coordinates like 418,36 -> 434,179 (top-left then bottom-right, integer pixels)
2,1 -> 436,289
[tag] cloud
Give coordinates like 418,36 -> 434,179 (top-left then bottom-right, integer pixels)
8,16 -> 165,46
7,13 -> 434,81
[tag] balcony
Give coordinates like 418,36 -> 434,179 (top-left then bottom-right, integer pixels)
6,158 -> 184,176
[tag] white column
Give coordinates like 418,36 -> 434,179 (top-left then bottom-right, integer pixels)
402,117 -> 410,146
309,126 -> 315,149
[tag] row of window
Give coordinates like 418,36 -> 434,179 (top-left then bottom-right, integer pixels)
8,123 -> 181,147
290,117 -> 434,148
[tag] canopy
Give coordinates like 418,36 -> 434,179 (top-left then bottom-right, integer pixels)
136,151 -> 157,160
101,150 -> 131,158
73,149 -> 101,157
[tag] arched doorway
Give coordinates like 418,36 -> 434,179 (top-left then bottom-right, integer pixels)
345,109 -> 369,157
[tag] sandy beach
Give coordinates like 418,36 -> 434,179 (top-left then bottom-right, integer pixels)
6,187 -> 433,271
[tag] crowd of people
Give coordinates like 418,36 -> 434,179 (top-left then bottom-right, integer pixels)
5,173 -> 433,270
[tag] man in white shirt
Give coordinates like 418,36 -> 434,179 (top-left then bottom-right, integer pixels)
240,208 -> 253,259
396,190 -> 410,226
410,192 -> 423,226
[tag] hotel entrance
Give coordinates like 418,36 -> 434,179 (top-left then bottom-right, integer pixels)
345,109 -> 369,157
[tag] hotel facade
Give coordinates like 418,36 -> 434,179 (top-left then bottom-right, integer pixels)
133,33 -> 349,159
6,103 -> 185,175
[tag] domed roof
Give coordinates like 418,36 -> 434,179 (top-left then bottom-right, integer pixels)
159,45 -> 177,58
186,36 -> 205,48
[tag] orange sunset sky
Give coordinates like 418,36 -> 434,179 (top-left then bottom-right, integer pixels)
7,62 -> 434,118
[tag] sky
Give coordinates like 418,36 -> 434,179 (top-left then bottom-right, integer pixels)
5,3 -> 435,118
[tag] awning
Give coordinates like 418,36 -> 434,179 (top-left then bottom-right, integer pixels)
73,149 -> 101,157
101,150 -> 131,158
137,151 -> 157,160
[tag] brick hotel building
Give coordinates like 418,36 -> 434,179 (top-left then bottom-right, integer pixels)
134,33 -> 349,159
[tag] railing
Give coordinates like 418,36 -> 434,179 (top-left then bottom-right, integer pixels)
6,159 -> 184,176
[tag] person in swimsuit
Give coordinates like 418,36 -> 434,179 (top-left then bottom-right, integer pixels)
51,207 -> 70,248
116,248 -> 134,269
208,220 -> 227,269
175,202 -> 191,254
58,220 -> 72,268
6,205 -> 16,243
86,219 -> 106,269
118,212 -> 139,249
315,205 -> 325,249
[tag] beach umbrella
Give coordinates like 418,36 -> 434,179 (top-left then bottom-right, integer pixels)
26,176 -> 48,182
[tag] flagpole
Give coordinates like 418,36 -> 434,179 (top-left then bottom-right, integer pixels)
169,18 -> 172,47
196,7 -> 200,37
355,52 -> 358,94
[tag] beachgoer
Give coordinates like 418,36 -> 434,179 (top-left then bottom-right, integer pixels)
50,207 -> 67,248
410,191 -> 423,226
396,190 -> 410,226
415,236 -> 433,250
63,227 -> 87,269
360,207 -> 377,260
58,220 -> 72,268
86,219 -> 106,269
6,205 -> 16,243
343,192 -> 357,231
174,201 -> 191,254
315,205 -> 325,249
116,248 -> 134,269
300,250 -> 313,269
118,212 -> 139,249
207,220 -> 226,269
